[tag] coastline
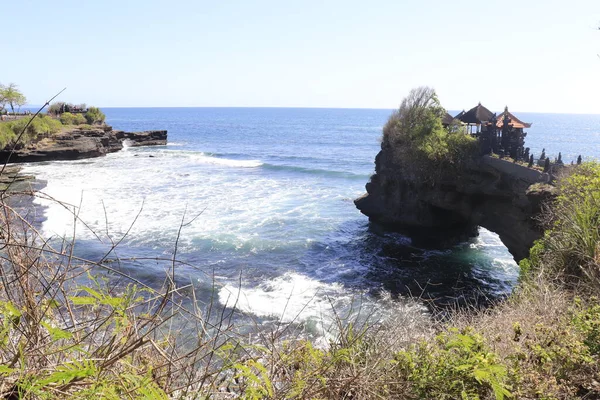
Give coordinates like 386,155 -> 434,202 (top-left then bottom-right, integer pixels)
0,125 -> 167,164
0,125 -> 167,229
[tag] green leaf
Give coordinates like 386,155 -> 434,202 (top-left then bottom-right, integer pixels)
81,286 -> 103,300
0,365 -> 15,375
41,321 -> 73,340
38,360 -> 96,385
70,296 -> 98,305
3,301 -> 22,317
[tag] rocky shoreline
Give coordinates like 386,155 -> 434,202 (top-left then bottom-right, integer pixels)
0,165 -> 35,189
0,126 -> 167,164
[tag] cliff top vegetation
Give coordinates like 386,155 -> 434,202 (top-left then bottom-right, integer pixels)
382,86 -> 478,177
0,90 -> 107,151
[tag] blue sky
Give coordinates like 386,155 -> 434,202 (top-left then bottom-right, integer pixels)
3,0 -> 599,113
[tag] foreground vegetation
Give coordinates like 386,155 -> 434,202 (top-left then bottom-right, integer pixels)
0,93 -> 599,398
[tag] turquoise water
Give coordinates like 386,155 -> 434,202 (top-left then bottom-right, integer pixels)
21,108 -> 600,334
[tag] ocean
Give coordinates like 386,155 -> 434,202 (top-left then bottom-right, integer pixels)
21,108 -> 600,338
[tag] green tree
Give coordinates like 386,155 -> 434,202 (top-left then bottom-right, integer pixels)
84,106 -> 105,124
382,86 -> 477,174
0,83 -> 27,113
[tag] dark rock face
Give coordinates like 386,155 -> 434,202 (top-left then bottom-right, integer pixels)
114,130 -> 168,148
0,127 -> 167,164
355,150 -> 555,262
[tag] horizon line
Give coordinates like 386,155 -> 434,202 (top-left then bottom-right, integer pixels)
22,105 -> 600,116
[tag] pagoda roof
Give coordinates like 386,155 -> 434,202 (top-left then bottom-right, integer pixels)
442,112 -> 455,126
455,103 -> 495,125
496,107 -> 532,129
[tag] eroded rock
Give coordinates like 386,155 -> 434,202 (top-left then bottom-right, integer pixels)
0,127 -> 167,163
355,151 -> 555,262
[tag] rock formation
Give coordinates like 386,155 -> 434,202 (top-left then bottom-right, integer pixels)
0,126 -> 167,163
355,148 -> 555,262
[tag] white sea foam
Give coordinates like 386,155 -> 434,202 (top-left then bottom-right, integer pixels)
491,258 -> 519,275
21,149 -> 343,254
471,228 -> 507,248
122,139 -> 133,149
217,272 -> 347,325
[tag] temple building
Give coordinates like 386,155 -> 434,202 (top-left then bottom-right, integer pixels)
441,112 -> 455,127
453,103 -> 532,159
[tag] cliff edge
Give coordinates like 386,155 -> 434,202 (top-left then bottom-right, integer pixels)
0,126 -> 167,163
355,150 -> 555,262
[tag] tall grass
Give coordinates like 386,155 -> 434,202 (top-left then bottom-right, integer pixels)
521,162 -> 600,289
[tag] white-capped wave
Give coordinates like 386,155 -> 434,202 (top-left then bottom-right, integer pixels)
491,258 -> 519,274
191,154 -> 263,168
146,149 -> 263,168
218,272 -> 346,324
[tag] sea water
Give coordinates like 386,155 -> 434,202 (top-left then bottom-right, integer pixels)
21,108 -> 600,336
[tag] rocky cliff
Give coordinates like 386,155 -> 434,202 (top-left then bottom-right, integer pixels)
0,126 -> 167,163
355,148 -> 555,262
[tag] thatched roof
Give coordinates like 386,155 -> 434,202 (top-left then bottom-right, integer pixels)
496,107 -> 532,129
442,112 -> 455,126
455,103 -> 495,125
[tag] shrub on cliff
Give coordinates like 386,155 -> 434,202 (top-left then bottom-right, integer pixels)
75,113 -> 86,124
47,101 -> 64,115
84,107 -> 105,125
59,112 -> 86,125
0,123 -> 16,149
382,87 -> 477,177
522,162 -> 600,288
59,112 -> 73,125
0,115 -> 62,149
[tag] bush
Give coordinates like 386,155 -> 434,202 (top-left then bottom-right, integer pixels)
85,107 -> 105,125
394,328 -> 511,400
59,112 -> 76,125
0,122 -> 16,149
382,87 -> 477,181
573,301 -> 600,356
74,113 -> 86,125
0,115 -> 62,149
47,101 -> 65,115
60,112 -> 87,126
522,162 -> 600,288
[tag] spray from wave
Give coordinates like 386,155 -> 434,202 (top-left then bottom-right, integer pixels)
122,139 -> 134,150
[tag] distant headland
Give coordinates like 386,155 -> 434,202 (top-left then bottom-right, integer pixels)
0,98 -> 167,164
